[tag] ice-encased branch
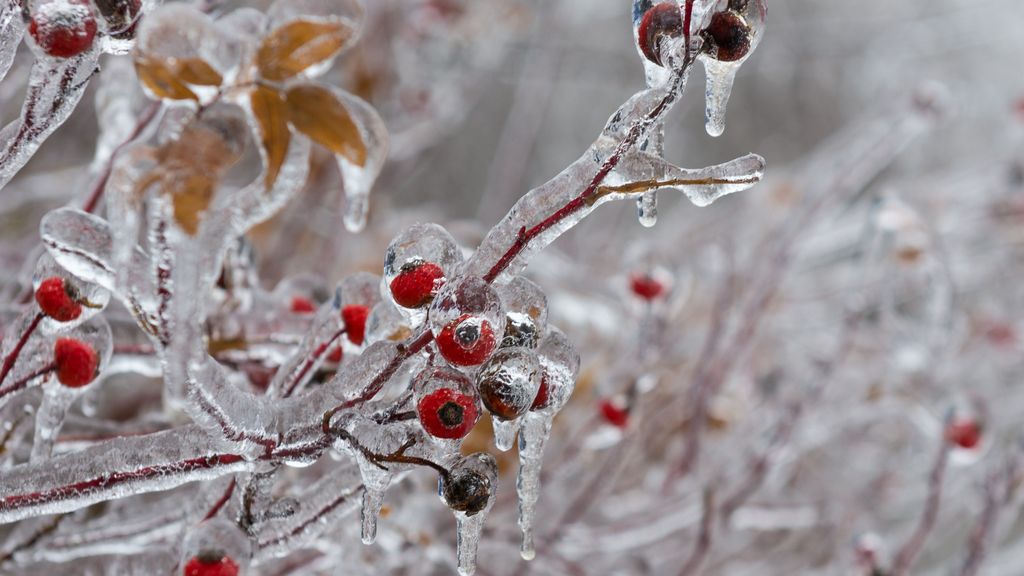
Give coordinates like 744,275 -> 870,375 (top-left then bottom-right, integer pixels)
0,425 -> 250,524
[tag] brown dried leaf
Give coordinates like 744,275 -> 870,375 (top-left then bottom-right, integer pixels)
285,85 -> 366,166
176,58 -> 224,86
250,87 -> 291,190
257,20 -> 352,82
135,57 -> 198,101
134,57 -> 223,101
170,172 -> 216,236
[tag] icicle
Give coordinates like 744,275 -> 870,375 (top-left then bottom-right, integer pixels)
516,413 -> 553,561
492,417 -> 521,452
360,485 -> 385,545
456,511 -> 486,575
30,386 -> 75,462
702,59 -> 737,138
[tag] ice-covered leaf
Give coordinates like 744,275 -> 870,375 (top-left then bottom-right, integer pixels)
285,84 -> 366,166
257,19 -> 353,82
250,86 -> 291,191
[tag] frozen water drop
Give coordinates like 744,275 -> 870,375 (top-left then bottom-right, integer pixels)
637,191 -> 658,227
492,417 -> 520,452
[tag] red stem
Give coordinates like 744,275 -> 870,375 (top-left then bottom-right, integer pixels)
321,329 -> 435,434
0,362 -> 56,400
202,478 -> 236,521
281,328 -> 346,399
0,312 -> 44,387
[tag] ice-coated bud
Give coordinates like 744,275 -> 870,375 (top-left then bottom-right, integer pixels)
476,347 -> 541,421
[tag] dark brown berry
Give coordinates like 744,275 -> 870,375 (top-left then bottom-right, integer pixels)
441,469 -> 491,516
701,10 -> 752,63
637,3 -> 683,66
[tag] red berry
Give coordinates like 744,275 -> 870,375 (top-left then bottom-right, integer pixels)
435,314 -> 496,367
54,337 -> 99,388
417,387 -> 480,439
290,296 -> 316,314
637,3 -> 683,66
629,273 -> 666,301
183,551 -> 239,576
946,418 -> 982,450
390,261 -> 444,309
701,10 -> 752,63
341,305 -> 369,346
599,398 -> 629,428
29,0 -> 98,58
35,277 -> 83,322
327,345 -> 343,363
531,374 -> 550,410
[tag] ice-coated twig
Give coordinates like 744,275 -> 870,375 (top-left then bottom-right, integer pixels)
0,50 -> 101,190
960,464 -> 1015,576
678,488 -> 715,576
0,426 -> 251,523
890,435 -> 951,576
81,102 -> 163,214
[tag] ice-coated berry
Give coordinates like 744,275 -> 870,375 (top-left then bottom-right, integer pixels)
94,0 -> 142,38
290,296 -> 316,314
35,276 -> 83,322
502,312 -> 539,349
341,304 -> 370,345
54,337 -> 99,388
477,348 -> 541,420
183,550 -> 239,576
389,260 -> 445,309
28,0 -> 98,58
531,374 -> 550,411
417,387 -> 480,439
435,314 -> 497,367
441,468 -> 491,517
945,418 -> 981,450
327,345 -> 343,364
637,3 -> 683,66
600,398 -> 629,428
701,10 -> 752,63
629,273 -> 666,301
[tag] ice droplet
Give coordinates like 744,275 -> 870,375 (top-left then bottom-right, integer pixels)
637,191 -> 658,227
30,386 -> 75,462
492,417 -> 521,452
